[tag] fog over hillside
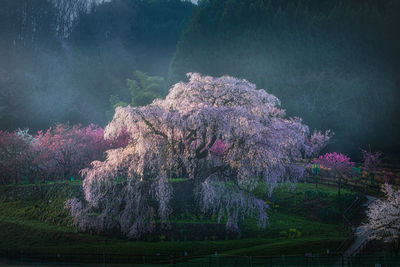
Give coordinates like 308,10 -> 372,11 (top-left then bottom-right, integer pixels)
0,0 -> 398,159
0,0 -> 194,131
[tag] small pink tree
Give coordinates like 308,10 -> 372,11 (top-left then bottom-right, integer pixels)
317,152 -> 354,196
362,150 -> 382,184
67,73 -> 331,237
362,184 -> 400,254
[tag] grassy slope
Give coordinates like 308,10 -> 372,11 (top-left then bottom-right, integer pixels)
0,182 -> 356,262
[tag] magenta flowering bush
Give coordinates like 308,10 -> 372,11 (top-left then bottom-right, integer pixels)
66,73 -> 331,237
317,152 -> 355,173
317,152 -> 354,195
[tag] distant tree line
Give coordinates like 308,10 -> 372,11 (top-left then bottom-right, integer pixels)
169,0 -> 400,158
1,0 -> 399,158
0,0 -> 194,131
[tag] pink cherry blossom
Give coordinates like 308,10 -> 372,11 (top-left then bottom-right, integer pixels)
362,184 -> 400,253
68,73 -> 331,237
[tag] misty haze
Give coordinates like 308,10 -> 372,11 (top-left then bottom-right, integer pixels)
0,0 -> 399,266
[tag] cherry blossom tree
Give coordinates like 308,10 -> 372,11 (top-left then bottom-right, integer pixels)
363,184 -> 400,254
362,150 -> 382,184
67,73 -> 331,237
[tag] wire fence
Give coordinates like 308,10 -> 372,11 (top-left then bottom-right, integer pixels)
306,175 -> 383,196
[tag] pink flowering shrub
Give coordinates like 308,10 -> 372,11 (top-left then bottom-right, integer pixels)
67,73 -> 331,237
317,152 -> 355,173
0,123 -> 129,184
33,123 -> 110,180
317,152 -> 354,195
362,150 -> 382,178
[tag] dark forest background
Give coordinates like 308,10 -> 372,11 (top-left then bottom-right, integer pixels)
0,0 -> 195,129
1,0 -> 399,160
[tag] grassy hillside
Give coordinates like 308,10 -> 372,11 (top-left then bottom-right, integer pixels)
0,181 -> 358,264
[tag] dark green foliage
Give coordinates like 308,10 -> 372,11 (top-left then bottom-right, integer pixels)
0,182 -> 83,226
126,71 -> 166,107
0,0 -> 58,48
304,190 -> 329,200
169,0 -> 400,157
0,0 -> 194,131
107,71 -> 167,119
64,0 -> 194,126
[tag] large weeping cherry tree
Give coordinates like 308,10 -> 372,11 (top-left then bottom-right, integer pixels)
67,73 -> 331,238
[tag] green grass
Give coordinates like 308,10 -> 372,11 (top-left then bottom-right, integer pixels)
0,217 -> 344,258
0,182 -> 356,263
253,182 -> 358,223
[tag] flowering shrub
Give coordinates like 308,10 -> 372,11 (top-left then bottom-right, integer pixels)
362,150 -> 382,177
317,152 -> 354,195
317,152 -> 355,173
0,123 -> 128,184
67,73 -> 331,237
33,123 -> 111,180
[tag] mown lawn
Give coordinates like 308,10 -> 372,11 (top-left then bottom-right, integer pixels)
0,182 -> 357,263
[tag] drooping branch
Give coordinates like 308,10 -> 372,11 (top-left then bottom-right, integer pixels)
68,73 -> 331,237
